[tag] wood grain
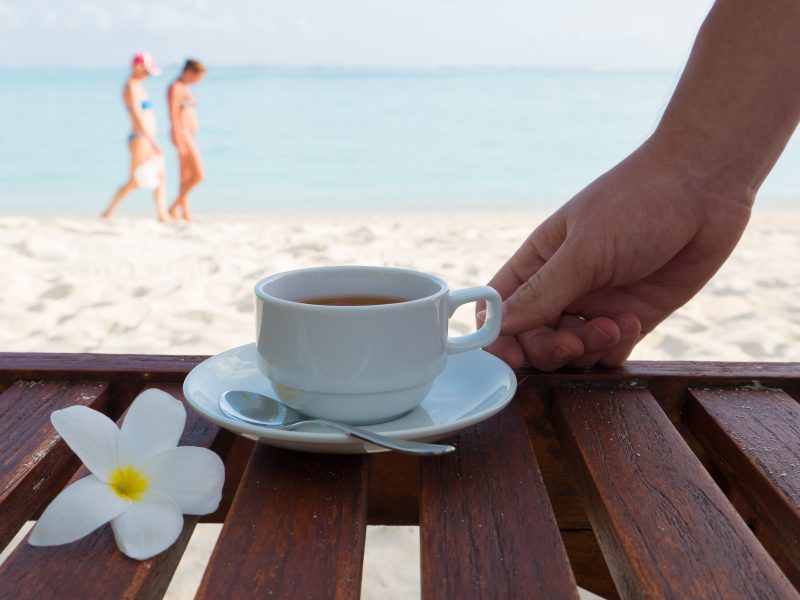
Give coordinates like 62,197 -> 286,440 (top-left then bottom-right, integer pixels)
553,387 -> 798,599
726,485 -> 800,590
688,387 -> 800,574
197,446 -> 369,600
2,352 -> 797,386
420,400 -> 577,599
0,352 -> 205,379
528,361 -> 800,381
515,376 -> 592,529
0,380 -> 110,550
0,382 -> 224,600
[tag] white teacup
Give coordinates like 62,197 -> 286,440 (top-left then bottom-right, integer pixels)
254,266 -> 502,424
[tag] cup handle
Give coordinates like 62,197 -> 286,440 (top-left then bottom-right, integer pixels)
446,286 -> 502,354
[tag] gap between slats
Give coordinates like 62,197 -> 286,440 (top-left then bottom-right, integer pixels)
196,445 -> 369,600
687,387 -> 800,581
0,380 -> 111,551
419,399 -> 578,599
553,386 -> 798,600
0,382 -> 229,600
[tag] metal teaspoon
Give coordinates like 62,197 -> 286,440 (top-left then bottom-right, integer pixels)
221,390 -> 455,456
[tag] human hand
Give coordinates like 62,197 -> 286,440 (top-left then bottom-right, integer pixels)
481,140 -> 753,370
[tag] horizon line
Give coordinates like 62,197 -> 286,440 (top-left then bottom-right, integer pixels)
0,63 -> 682,73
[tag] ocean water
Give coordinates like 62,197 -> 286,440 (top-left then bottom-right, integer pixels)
1,67 -> 798,214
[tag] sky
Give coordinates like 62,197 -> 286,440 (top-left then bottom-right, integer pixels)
0,0 -> 714,69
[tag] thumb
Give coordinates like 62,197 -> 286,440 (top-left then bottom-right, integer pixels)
500,242 -> 591,336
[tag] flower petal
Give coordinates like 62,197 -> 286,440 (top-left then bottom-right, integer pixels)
29,475 -> 129,546
111,492 -> 184,560
118,389 -> 186,467
51,406 -> 120,481
144,446 -> 225,515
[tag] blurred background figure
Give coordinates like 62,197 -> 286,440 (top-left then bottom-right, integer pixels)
102,51 -> 170,222
168,59 -> 206,221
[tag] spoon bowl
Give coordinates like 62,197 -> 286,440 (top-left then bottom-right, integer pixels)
221,390 -> 455,456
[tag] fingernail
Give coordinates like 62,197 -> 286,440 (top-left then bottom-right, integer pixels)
476,310 -> 487,323
551,345 -> 573,363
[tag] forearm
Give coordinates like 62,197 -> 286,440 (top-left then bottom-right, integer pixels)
651,0 -> 800,201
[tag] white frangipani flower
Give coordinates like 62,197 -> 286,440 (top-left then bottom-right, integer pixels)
29,388 -> 225,560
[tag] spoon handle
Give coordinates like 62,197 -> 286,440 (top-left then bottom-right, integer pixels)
305,419 -> 455,455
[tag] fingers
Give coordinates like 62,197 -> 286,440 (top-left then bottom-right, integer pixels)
483,335 -> 527,369
563,316 -> 621,368
598,314 -> 642,367
508,315 -> 634,371
500,240 -> 590,336
516,326 -> 584,372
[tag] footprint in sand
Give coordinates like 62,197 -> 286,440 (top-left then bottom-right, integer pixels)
16,239 -> 75,261
756,278 -> 789,289
245,268 -> 271,280
41,284 -> 73,300
348,227 -> 376,244
236,299 -> 253,314
183,310 -> 215,324
657,334 -> 691,356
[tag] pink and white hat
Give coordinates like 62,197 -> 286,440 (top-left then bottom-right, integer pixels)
132,51 -> 162,76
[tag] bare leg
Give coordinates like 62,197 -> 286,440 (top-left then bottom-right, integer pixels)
169,153 -> 190,219
170,175 -> 202,221
104,139 -> 146,219
102,179 -> 136,219
169,136 -> 203,221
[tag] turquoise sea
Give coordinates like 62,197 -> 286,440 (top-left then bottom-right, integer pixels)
1,67 -> 798,214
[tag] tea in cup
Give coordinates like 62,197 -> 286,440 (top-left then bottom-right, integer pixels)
254,266 -> 501,424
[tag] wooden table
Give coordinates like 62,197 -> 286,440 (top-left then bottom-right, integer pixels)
1,353 -> 799,599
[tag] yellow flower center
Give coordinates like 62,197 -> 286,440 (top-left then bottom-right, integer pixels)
109,466 -> 149,501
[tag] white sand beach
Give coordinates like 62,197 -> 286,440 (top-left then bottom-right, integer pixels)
2,209 -> 799,598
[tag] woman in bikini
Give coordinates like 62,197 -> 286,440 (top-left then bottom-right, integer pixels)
102,51 -> 170,222
168,59 -> 206,221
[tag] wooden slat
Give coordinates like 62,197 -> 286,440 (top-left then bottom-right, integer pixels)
0,354 -> 205,397
726,485 -> 800,590
0,383 -> 223,599
516,376 -> 592,529
0,352 -> 205,377
553,386 -> 798,599
538,361 -> 800,381
0,380 -> 110,550
201,434 -> 253,524
1,353 -> 798,385
531,362 -> 800,422
197,446 -> 369,600
688,387 -> 800,573
420,400 -> 577,599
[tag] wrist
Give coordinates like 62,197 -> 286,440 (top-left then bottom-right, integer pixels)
643,124 -> 756,209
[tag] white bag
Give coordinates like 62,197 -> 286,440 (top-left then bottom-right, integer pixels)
134,156 -> 164,191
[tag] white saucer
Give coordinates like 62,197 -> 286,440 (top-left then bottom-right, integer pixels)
183,343 -> 517,454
